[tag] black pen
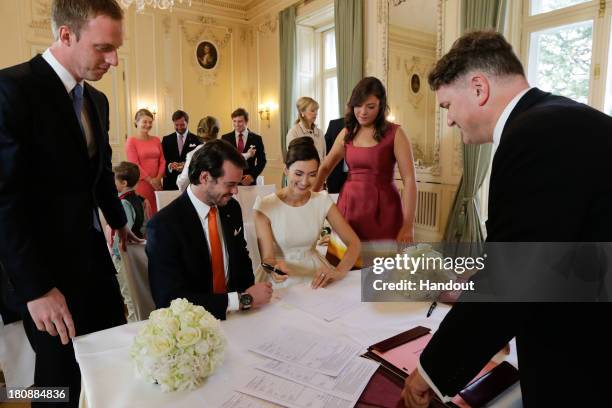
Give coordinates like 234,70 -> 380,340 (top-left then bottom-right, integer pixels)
426,301 -> 437,318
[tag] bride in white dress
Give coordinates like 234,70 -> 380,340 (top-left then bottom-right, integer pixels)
253,137 -> 360,288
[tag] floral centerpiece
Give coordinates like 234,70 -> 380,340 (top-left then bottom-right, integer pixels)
130,298 -> 226,392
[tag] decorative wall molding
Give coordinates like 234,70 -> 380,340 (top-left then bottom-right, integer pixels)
29,0 -> 52,37
179,18 -> 232,86
257,16 -> 278,36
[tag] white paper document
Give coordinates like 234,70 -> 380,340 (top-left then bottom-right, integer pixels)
282,284 -> 361,322
220,392 -> 283,408
237,372 -> 354,408
249,327 -> 361,376
256,358 -> 379,401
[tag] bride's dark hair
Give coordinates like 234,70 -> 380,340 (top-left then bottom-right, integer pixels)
285,137 -> 320,168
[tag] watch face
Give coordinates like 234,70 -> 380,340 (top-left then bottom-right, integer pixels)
240,293 -> 253,307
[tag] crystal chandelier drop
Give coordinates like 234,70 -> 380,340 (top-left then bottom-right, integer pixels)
120,0 -> 192,13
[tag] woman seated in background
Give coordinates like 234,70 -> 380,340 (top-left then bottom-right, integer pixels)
177,115 -> 220,192
253,137 -> 360,289
286,96 -> 325,161
126,108 -> 166,215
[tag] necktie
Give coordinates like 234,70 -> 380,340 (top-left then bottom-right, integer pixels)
72,83 -> 101,231
208,207 -> 226,293
71,83 -> 84,133
177,134 -> 185,156
237,132 -> 245,153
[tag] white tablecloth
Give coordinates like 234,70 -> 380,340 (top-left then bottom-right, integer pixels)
73,272 -> 521,407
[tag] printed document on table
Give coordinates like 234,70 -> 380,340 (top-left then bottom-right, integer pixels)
237,372 -> 354,408
220,392 -> 283,408
249,326 -> 361,376
256,357 -> 379,401
282,284 -> 361,322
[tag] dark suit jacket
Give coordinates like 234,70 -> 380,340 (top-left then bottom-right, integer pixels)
146,192 -> 254,320
324,118 -> 347,194
419,88 -> 612,406
0,55 -> 126,319
221,130 -> 266,184
161,131 -> 201,190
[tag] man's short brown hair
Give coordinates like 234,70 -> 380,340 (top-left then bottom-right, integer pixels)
114,161 -> 140,188
51,0 -> 124,40
428,30 -> 525,90
230,108 -> 249,122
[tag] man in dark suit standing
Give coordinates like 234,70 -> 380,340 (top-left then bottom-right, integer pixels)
147,139 -> 272,320
221,108 -> 266,185
402,32 -> 612,407
323,118 -> 347,194
0,1 -> 140,406
161,110 -> 201,190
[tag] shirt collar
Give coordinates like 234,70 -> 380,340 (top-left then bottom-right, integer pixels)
235,128 -> 249,138
177,130 -> 189,139
492,87 -> 531,155
187,184 -> 213,220
299,122 -> 315,134
42,48 -> 83,94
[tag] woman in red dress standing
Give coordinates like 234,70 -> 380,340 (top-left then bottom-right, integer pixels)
314,77 -> 417,245
125,108 -> 166,215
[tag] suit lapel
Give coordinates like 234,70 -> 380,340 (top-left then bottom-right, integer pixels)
218,204 -> 237,286
31,55 -> 88,159
179,192 -> 213,273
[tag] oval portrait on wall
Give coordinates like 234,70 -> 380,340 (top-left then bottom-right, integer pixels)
196,41 -> 218,70
410,73 -> 421,94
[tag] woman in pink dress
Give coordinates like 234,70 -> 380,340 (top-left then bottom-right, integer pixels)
314,77 -> 417,244
125,109 -> 166,214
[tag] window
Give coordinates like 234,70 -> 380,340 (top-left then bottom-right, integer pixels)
522,0 -> 612,110
529,0 -> 591,15
295,5 -> 337,134
320,29 -> 339,131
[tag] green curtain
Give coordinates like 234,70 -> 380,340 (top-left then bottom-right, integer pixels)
334,0 -> 363,116
279,5 -> 297,156
443,0 -> 506,253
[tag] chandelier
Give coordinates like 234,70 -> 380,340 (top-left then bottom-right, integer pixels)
120,0 -> 192,13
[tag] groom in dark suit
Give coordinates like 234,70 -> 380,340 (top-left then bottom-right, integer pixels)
401,31 -> 612,408
147,139 -> 272,320
0,1 -> 140,406
161,110 -> 201,190
221,108 -> 267,185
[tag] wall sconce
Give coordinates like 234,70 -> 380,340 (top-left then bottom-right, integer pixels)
258,103 -> 271,128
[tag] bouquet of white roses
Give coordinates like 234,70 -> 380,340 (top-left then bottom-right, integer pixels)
130,298 -> 226,392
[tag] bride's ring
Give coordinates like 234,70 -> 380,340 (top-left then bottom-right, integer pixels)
321,273 -> 326,278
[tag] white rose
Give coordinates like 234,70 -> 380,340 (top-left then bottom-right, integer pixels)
149,308 -> 173,322
179,311 -> 198,328
157,317 -> 180,335
148,334 -> 176,357
176,327 -> 202,348
170,298 -> 191,315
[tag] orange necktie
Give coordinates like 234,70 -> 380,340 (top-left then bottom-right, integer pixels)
208,207 -> 226,293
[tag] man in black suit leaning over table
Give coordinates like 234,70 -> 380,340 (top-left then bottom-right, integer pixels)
401,32 -> 612,408
0,1 -> 141,406
323,118 -> 347,194
161,110 -> 201,190
147,139 -> 272,320
221,108 -> 267,185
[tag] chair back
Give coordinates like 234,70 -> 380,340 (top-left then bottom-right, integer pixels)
155,190 -> 181,211
236,184 -> 276,223
120,243 -> 155,321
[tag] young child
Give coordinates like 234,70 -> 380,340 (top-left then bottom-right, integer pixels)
112,161 -> 146,322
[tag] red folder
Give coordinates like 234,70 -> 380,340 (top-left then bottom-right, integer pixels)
358,326 -> 519,408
